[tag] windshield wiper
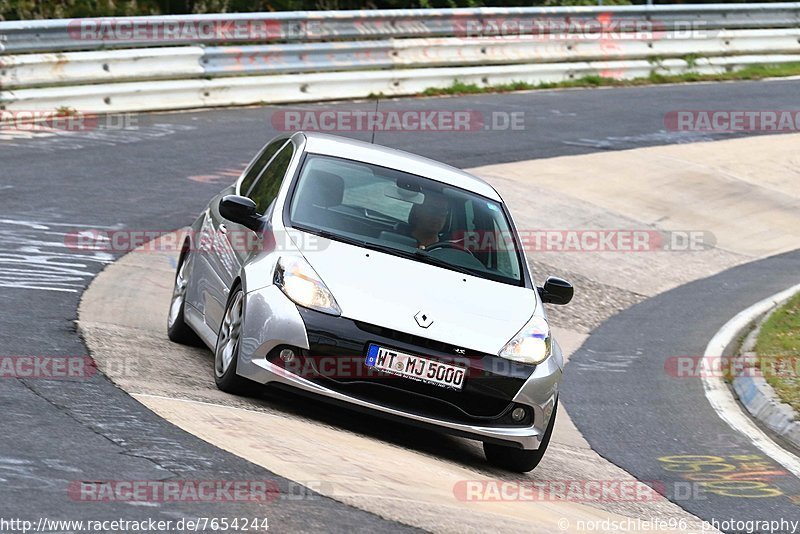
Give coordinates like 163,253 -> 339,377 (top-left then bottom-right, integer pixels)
404,248 -> 477,277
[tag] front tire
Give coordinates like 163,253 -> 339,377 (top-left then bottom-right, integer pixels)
214,284 -> 258,395
483,402 -> 558,473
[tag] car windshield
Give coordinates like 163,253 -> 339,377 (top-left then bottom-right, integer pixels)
287,154 -> 523,285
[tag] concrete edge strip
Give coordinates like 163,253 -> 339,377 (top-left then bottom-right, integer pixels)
733,375 -> 800,449
702,282 -> 800,477
732,292 -> 800,450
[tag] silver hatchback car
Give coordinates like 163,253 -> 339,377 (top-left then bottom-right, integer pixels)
168,132 -> 573,472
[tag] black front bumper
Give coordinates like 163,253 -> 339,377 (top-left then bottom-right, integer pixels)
268,307 -> 536,427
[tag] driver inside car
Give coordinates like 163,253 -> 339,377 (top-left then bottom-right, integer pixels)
408,192 -> 450,249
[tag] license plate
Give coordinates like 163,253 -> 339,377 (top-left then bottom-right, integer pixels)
365,344 -> 465,390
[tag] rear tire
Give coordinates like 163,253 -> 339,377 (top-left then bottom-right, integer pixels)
167,250 -> 202,346
214,283 -> 258,396
484,402 -> 558,473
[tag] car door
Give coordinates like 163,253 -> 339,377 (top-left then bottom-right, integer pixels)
195,138 -> 287,332
203,139 -> 295,333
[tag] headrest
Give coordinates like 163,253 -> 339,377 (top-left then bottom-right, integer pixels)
305,169 -> 344,208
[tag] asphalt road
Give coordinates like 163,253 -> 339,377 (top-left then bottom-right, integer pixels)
562,249 -> 800,527
1,78 -> 799,529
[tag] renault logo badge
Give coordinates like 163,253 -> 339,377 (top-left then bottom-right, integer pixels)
414,311 -> 433,328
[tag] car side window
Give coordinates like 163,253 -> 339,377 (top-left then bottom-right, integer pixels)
239,139 -> 287,196
248,142 -> 294,214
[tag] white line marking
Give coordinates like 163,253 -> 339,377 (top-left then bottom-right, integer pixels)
702,282 -> 800,478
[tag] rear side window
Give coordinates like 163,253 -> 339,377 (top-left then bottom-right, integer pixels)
248,143 -> 294,214
239,138 -> 287,196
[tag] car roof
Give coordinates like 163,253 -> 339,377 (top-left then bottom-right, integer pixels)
292,132 -> 502,202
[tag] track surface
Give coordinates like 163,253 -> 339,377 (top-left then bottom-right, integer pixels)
562,249 -> 800,525
1,79 -> 798,527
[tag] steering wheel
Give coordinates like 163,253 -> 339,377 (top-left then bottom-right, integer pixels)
425,241 -> 476,257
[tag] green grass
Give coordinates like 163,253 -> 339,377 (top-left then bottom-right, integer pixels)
754,292 -> 800,414
421,80 -> 535,96
418,62 -> 800,97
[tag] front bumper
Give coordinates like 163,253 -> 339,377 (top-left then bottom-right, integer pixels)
238,285 -> 561,450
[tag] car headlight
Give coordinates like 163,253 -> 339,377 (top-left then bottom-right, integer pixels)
274,256 -> 341,316
498,315 -> 551,365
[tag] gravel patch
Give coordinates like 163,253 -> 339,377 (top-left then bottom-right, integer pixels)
529,259 -> 646,333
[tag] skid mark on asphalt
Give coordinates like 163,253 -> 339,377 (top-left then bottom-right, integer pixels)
0,218 -> 120,292
562,131 -> 724,150
0,457 -> 60,490
568,349 -> 643,373
0,124 -> 196,152
0,129 -> 56,142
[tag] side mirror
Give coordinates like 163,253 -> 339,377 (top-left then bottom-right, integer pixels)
219,195 -> 262,232
538,276 -> 573,305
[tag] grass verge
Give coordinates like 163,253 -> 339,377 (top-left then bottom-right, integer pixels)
417,62 -> 800,97
755,292 -> 800,414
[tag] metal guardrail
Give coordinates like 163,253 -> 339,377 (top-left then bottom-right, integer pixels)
4,29 -> 800,89
1,3 -> 800,113
8,54 -> 800,115
203,42 -> 394,76
3,4 -> 800,53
